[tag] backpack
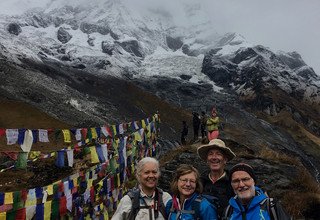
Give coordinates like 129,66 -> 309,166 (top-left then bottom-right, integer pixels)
169,194 -> 219,220
126,187 -> 166,220
222,197 -> 282,220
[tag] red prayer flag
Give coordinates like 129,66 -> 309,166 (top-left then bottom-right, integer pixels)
15,208 -> 26,220
59,196 -> 67,217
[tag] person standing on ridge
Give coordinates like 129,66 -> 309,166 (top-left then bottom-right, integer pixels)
200,111 -> 207,140
206,107 -> 220,141
181,121 -> 189,145
197,139 -> 236,218
192,111 -> 201,142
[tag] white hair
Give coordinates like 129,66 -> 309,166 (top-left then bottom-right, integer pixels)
136,157 -> 160,178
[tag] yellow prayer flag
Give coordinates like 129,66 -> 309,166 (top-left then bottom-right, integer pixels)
73,178 -> 78,187
0,212 -> 6,220
90,146 -> 99,163
4,192 -> 13,204
104,212 -> 109,220
29,151 -> 41,160
44,200 -> 52,219
62,129 -> 72,143
91,128 -> 98,139
46,185 -> 53,195
112,125 -> 117,136
88,179 -> 93,188
134,132 -> 142,142
141,119 -> 146,128
117,173 -> 120,187
147,124 -> 151,138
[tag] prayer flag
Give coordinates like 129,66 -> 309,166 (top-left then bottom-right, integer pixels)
16,152 -> 28,169
4,192 -> 13,204
55,150 -> 65,168
90,146 -> 99,163
20,129 -> 33,152
67,149 -> 74,167
38,129 -> 49,143
6,129 -> 19,145
62,129 -> 71,143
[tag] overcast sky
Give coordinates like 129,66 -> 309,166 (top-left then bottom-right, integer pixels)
0,0 -> 319,74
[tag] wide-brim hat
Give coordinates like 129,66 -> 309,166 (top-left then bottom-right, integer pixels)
197,139 -> 236,161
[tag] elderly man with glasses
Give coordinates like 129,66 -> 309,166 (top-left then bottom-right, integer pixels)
224,163 -> 292,220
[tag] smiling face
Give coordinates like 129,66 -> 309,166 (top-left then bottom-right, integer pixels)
231,171 -> 255,205
138,162 -> 159,193
206,148 -> 227,172
177,172 -> 197,200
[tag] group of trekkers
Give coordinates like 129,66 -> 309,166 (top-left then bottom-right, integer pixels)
112,138 -> 292,220
181,107 -> 220,145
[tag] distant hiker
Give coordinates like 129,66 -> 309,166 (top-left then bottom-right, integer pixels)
166,164 -> 218,220
224,163 -> 292,220
206,108 -> 220,141
153,111 -> 161,136
111,157 -> 171,220
181,121 -> 188,145
192,111 -> 201,141
200,111 -> 207,139
197,139 -> 236,218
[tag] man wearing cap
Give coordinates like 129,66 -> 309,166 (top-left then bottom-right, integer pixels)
225,163 -> 291,220
197,138 -> 236,217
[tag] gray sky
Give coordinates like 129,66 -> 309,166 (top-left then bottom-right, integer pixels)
202,0 -> 320,75
1,0 -> 319,74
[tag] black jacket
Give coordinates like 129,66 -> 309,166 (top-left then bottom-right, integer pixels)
201,170 -> 235,217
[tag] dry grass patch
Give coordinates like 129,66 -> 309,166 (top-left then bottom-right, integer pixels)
280,166 -> 320,218
257,147 -> 300,166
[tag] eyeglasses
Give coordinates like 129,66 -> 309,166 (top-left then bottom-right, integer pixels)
231,177 -> 252,186
179,178 -> 196,184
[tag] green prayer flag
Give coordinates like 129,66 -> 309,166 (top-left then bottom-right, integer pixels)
16,152 -> 28,169
13,191 -> 23,210
51,199 -> 59,219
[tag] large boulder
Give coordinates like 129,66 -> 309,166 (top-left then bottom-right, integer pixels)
115,40 -> 143,57
57,27 -> 72,44
166,36 -> 183,51
101,41 -> 115,55
7,23 -> 22,35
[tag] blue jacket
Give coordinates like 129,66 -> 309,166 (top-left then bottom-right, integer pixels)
227,187 -> 270,220
166,193 -> 218,220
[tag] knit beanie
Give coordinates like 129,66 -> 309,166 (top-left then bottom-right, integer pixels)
229,163 -> 256,182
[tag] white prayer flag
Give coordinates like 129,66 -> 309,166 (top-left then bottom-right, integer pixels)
6,129 -> 19,145
38,129 -> 49,142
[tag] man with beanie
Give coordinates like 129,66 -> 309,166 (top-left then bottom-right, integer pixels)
224,163 -> 292,220
197,139 -> 236,217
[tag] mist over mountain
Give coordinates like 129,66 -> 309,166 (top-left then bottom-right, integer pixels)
0,0 -> 320,218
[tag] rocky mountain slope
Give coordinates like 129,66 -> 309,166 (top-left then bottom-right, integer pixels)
0,0 -> 319,218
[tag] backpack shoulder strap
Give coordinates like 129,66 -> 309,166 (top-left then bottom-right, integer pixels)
191,196 -> 203,220
223,204 -> 233,220
126,188 -> 141,220
268,198 -> 278,220
155,187 -> 167,219
259,197 -> 278,220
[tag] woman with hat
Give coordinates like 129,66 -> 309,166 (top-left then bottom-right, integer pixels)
206,107 -> 220,141
166,164 -> 217,220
